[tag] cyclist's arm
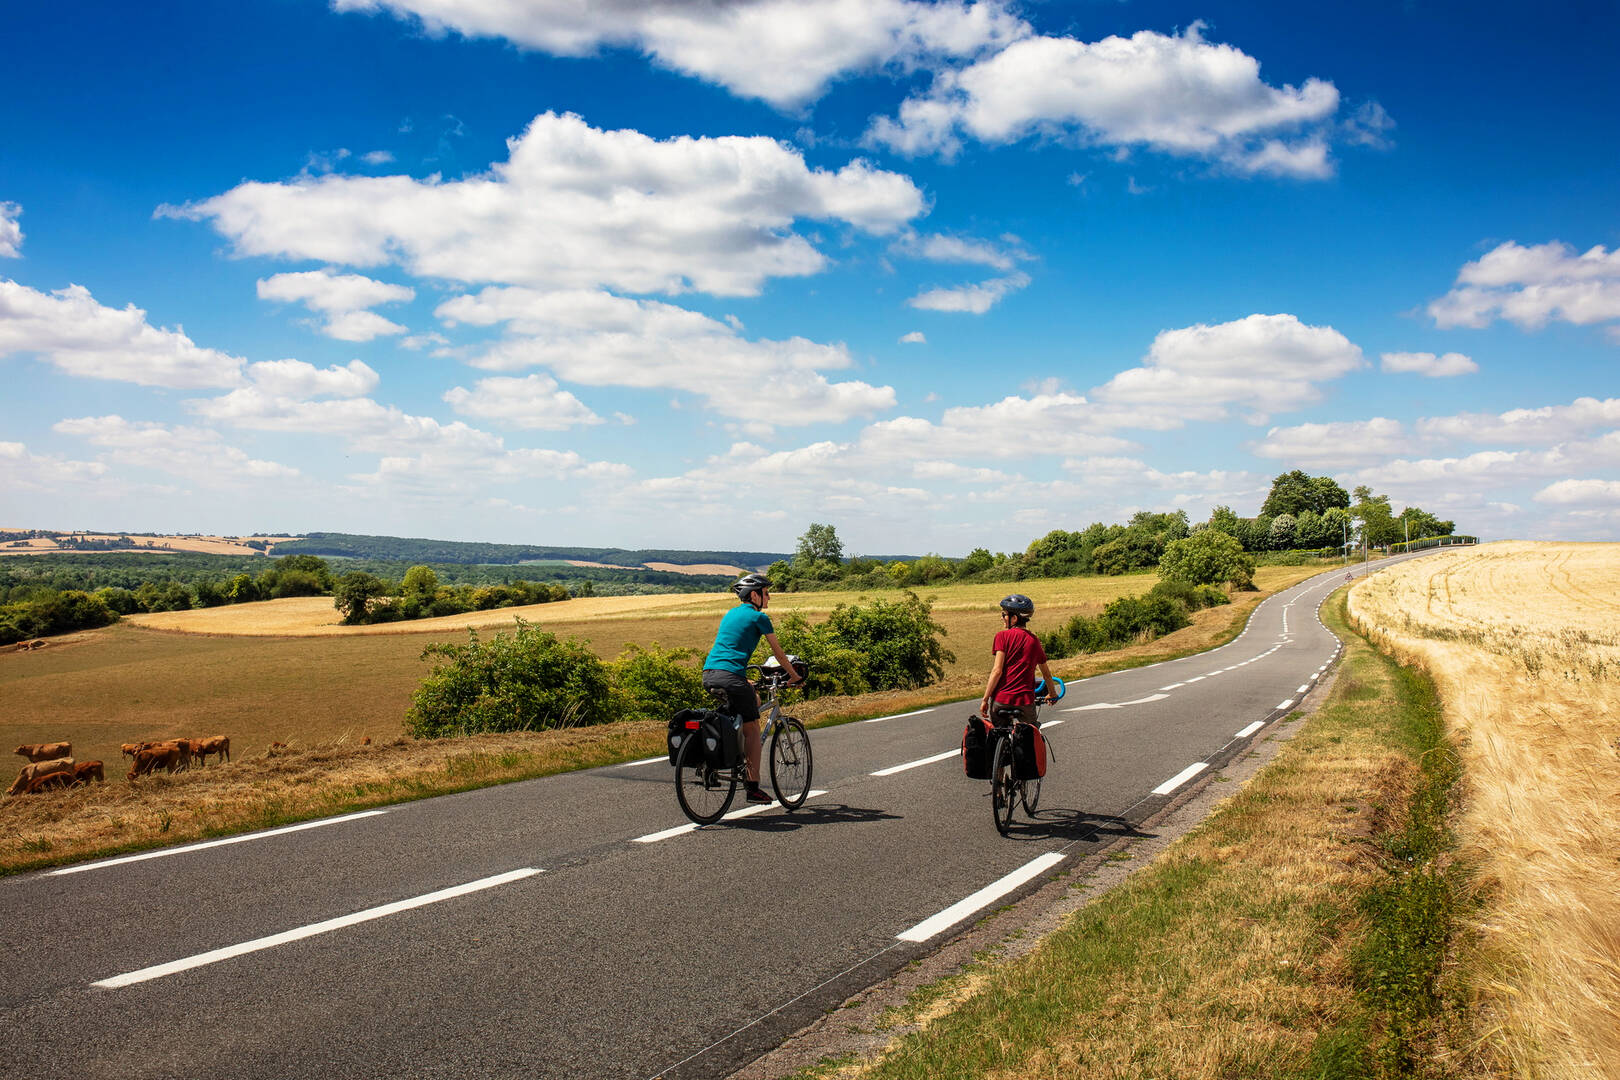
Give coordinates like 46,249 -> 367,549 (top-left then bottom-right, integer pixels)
763,632 -> 802,684
980,650 -> 1007,716
1037,660 -> 1059,703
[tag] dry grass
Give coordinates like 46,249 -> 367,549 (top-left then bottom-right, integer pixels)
1348,541 -> 1620,1080
642,561 -> 747,575
0,532 -> 299,557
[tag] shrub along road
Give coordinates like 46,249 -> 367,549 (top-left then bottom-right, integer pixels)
0,555 -> 1443,1080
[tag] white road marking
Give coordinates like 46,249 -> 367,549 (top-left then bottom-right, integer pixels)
1068,702 -> 1117,711
616,756 -> 667,768
632,791 -> 829,843
1277,699 -> 1295,710
1117,694 -> 1169,707
1039,720 -> 1065,730
1235,721 -> 1265,738
1185,675 -> 1206,682
49,811 -> 389,877
1159,683 -> 1185,690
897,852 -> 1066,942
1298,684 -> 1311,694
861,709 -> 932,724
1152,762 -> 1208,796
92,868 -> 542,989
871,750 -> 959,777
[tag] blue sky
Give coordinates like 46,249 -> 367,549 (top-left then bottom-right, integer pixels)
3,1 -> 1617,554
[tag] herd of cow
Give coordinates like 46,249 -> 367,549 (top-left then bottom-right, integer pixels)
6,736 -> 232,796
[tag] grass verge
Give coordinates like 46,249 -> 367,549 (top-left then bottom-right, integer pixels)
808,590 -> 1473,1080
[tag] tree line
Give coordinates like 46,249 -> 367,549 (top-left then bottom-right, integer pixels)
277,531 -> 786,568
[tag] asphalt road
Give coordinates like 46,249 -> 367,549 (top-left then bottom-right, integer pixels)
0,557 -> 1428,1079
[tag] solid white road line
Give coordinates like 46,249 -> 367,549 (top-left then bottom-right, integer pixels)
92,868 -> 542,989
871,750 -> 959,777
49,811 -> 389,877
1152,762 -> 1208,796
1235,721 -> 1265,738
1277,699 -> 1295,710
616,756 -> 668,768
861,708 -> 933,724
896,852 -> 1066,942
632,791 -> 829,843
1298,684 -> 1311,693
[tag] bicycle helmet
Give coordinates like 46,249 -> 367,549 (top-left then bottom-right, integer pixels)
733,573 -> 773,603
999,593 -> 1035,617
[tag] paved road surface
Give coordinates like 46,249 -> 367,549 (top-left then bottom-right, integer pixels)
0,557 -> 1427,1079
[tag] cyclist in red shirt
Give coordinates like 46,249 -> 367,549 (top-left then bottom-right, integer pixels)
979,594 -> 1059,723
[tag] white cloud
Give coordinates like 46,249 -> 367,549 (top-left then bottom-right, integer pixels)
1534,478 -> 1620,505
859,393 -> 1138,461
892,231 -> 1022,270
1094,313 -> 1365,422
332,0 -> 1029,107
361,150 -> 395,165
1380,351 -> 1477,377
867,23 -> 1342,177
1429,240 -> 1620,333
168,111 -> 926,298
0,440 -> 109,492
907,271 -> 1029,313
0,279 -> 245,389
258,268 -> 415,341
1250,417 -> 1411,465
243,358 -> 379,399
440,286 -> 896,426
0,203 -> 22,258
53,416 -> 299,482
899,330 -> 927,344
1416,397 -> 1620,445
443,373 -> 603,430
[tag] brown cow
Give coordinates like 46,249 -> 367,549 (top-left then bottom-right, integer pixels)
194,735 -> 230,765
7,757 -> 74,796
25,771 -> 74,794
73,760 -> 105,785
14,742 -> 71,763
126,745 -> 180,780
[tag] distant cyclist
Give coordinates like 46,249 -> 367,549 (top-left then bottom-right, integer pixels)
703,573 -> 802,804
979,594 -> 1059,723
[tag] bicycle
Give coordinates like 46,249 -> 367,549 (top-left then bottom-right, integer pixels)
673,658 -> 813,826
984,677 -> 1062,835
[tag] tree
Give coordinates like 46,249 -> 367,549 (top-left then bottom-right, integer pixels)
1352,486 -> 1401,548
401,565 -> 439,598
1206,505 -> 1242,537
1261,470 -> 1351,517
1397,506 -> 1454,541
1159,530 -> 1256,588
1269,513 -> 1298,550
795,523 -> 844,568
333,571 -> 390,624
958,547 -> 994,577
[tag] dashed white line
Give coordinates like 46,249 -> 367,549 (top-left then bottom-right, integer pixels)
1297,684 -> 1311,694
1235,721 -> 1265,738
49,811 -> 389,876
92,867 -> 542,988
861,709 -> 932,724
1152,763 -> 1208,796
1159,683 -> 1185,690
615,756 -> 667,769
1277,699 -> 1295,710
896,852 -> 1066,942
870,750 -> 959,777
1184,676 -> 1206,683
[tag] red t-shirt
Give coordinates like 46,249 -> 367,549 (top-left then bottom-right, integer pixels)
991,627 -> 1047,705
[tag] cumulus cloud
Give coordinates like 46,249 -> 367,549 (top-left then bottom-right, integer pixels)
0,279 -> 245,389
1094,313 -> 1365,422
443,373 -> 604,430
257,268 -> 415,341
899,330 -> 927,344
907,271 -> 1029,313
53,416 -> 299,482
892,231 -> 1023,270
1428,240 -> 1620,333
243,358 -> 379,399
0,203 -> 22,257
858,393 -> 1139,461
866,23 -> 1343,177
0,439 -> 109,492
439,286 -> 895,427
332,0 -> 1028,107
167,111 -> 926,298
1250,417 -> 1411,466
1534,478 -> 1620,505
1380,351 -> 1477,377
1415,396 -> 1620,444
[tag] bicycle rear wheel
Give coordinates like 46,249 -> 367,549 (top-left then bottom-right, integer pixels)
769,718 -> 813,809
990,735 -> 1017,835
1020,775 -> 1041,815
674,732 -> 736,825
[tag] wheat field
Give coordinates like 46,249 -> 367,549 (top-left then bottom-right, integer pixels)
1347,541 -> 1620,1079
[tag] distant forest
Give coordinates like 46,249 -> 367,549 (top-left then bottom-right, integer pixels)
275,532 -> 789,568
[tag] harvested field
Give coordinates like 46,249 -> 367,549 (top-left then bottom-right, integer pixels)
1348,541 -> 1620,1079
0,532 -> 297,557
642,562 -> 747,575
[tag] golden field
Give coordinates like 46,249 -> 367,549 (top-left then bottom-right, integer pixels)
1347,541 -> 1620,1079
0,531 -> 299,557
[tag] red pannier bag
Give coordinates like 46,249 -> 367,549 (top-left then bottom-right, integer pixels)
1013,721 -> 1049,780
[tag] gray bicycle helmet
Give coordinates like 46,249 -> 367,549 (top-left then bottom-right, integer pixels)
733,573 -> 773,602
999,593 -> 1035,617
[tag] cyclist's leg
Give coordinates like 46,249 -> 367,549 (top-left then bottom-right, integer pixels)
742,718 -> 763,784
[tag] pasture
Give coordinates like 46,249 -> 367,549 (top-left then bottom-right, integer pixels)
1347,541 -> 1620,1078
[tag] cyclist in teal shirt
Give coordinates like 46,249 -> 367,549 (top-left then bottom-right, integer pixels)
703,573 -> 801,803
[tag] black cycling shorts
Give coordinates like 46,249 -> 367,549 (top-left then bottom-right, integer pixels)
702,668 -> 760,723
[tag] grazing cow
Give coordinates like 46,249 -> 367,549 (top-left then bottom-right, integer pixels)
25,771 -> 74,793
73,760 -> 105,785
195,735 -> 230,765
126,745 -> 181,780
361,736 -> 371,746
7,757 -> 74,796
14,742 -> 72,763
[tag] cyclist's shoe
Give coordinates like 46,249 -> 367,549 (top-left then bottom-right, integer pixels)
744,786 -> 773,804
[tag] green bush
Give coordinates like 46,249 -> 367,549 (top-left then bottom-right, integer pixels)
775,592 -> 954,696
1159,530 -> 1256,588
606,643 -> 708,724
405,619 -> 614,737
0,590 -> 119,645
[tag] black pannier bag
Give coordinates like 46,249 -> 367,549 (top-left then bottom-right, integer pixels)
961,714 -> 993,779
667,709 -> 742,769
1012,721 -> 1049,780
668,710 -> 702,766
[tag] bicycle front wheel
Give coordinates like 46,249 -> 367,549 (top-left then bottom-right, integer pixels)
674,732 -> 737,825
990,735 -> 1017,835
769,718 -> 813,809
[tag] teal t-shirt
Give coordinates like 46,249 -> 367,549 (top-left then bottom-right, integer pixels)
704,603 -> 774,673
